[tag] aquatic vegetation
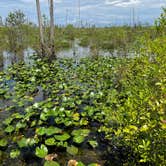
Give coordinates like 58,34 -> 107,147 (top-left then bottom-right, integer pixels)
0,35 -> 166,165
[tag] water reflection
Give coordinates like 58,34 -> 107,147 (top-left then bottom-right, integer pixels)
0,48 -> 35,71
0,41 -> 116,71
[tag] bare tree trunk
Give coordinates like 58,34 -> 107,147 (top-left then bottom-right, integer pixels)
36,0 -> 45,56
49,0 -> 55,58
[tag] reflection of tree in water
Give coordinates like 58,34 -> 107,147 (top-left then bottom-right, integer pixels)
0,51 -> 3,69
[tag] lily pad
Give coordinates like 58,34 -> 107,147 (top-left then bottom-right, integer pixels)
54,132 -> 70,141
3,117 -> 13,125
44,161 -> 60,166
17,137 -> 29,148
5,125 -> 15,133
36,127 -> 62,136
0,139 -> 8,147
88,164 -> 100,166
71,129 -> 90,137
66,145 -> 78,155
35,144 -> 48,158
36,127 -> 46,136
45,138 -> 56,146
77,161 -> 86,166
73,135 -> 85,144
88,140 -> 98,148
16,122 -> 27,130
46,127 -> 62,136
10,149 -> 20,158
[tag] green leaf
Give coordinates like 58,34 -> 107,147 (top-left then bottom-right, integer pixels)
88,140 -> 98,148
36,127 -> 62,136
45,138 -> 56,146
3,117 -> 13,125
16,122 -> 27,130
77,161 -> 85,166
10,149 -> 20,159
0,139 -> 8,147
73,135 -> 85,144
71,129 -> 90,137
45,110 -> 58,117
88,164 -> 100,166
12,113 -> 24,119
66,146 -> 78,155
44,161 -> 60,166
40,113 -> 48,121
54,133 -> 70,141
17,137 -> 29,148
35,144 -> 48,158
46,127 -> 62,136
36,127 -> 46,136
5,125 -> 14,133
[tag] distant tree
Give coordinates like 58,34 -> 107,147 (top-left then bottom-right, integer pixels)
0,16 -> 3,26
6,10 -> 26,27
5,10 -> 27,53
155,7 -> 166,35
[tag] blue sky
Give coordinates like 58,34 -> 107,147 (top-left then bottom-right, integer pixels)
0,0 -> 165,26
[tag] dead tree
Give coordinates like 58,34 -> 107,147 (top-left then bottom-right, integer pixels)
36,0 -> 45,56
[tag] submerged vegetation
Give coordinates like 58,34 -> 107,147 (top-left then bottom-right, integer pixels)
0,3 -> 166,166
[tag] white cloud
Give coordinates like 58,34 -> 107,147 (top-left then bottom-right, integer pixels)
105,0 -> 141,7
105,0 -> 166,8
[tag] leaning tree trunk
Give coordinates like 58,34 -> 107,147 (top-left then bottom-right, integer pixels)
36,0 -> 45,56
49,0 -> 55,58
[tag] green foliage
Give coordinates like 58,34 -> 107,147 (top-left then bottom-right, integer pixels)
0,139 -> 8,147
5,10 -> 28,52
10,149 -> 20,159
44,161 -> 60,166
66,146 -> 78,155
0,26 -> 166,165
155,8 -> 166,35
35,144 -> 48,158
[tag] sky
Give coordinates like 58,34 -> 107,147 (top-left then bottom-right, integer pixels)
0,0 -> 166,26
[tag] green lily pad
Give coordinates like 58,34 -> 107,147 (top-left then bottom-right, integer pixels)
71,129 -> 90,137
45,110 -> 58,117
46,127 -> 62,136
0,139 -> 8,147
88,140 -> 98,148
66,145 -> 78,155
5,125 -> 15,133
12,113 -> 24,119
54,133 -> 70,141
73,135 -> 85,144
45,138 -> 56,146
28,137 -> 40,146
35,144 -> 48,158
10,149 -> 20,159
31,120 -> 37,127
88,164 -> 100,166
36,127 -> 62,136
3,117 -> 13,125
36,127 -> 46,136
40,113 -> 48,121
16,122 -> 27,130
17,137 -> 29,148
10,149 -> 20,158
44,161 -> 60,166
77,161 -> 85,166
